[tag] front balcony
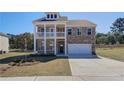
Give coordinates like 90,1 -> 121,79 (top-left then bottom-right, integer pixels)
36,32 -> 65,39
56,32 -> 65,37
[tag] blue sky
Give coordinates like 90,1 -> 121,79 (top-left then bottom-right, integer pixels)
0,12 -> 124,35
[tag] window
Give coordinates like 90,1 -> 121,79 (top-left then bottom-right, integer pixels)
76,28 -> 81,36
41,28 -> 44,32
47,14 -> 50,19
50,28 -> 54,32
54,14 -> 57,18
87,28 -> 92,35
38,27 -> 41,32
38,27 -> 44,32
51,14 -> 53,18
68,28 -> 72,35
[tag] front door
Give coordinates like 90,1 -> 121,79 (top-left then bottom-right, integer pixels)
59,44 -> 64,53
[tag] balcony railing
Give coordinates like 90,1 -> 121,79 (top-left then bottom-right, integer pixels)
36,32 -> 65,38
36,32 -> 44,37
46,32 -> 55,37
56,32 -> 65,37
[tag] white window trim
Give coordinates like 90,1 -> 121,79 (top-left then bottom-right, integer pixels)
87,28 -> 92,35
51,14 -> 54,19
54,14 -> 57,19
46,13 -> 59,20
67,27 -> 72,35
47,14 -> 50,19
76,27 -> 81,36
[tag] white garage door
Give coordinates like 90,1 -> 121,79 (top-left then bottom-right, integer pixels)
68,44 -> 92,55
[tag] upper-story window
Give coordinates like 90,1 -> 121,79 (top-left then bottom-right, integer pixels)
38,27 -> 41,32
46,13 -> 59,20
51,14 -> 53,19
68,28 -> 72,35
38,27 -> 44,32
54,14 -> 57,18
87,28 -> 92,35
76,28 -> 81,36
41,28 -> 44,32
47,14 -> 50,19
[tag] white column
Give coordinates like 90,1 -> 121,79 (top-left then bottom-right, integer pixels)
34,26 -> 37,52
65,24 -> 67,56
54,24 -> 57,55
44,24 -> 46,54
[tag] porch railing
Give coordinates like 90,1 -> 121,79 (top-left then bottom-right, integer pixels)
56,32 -> 65,37
36,32 -> 65,38
36,32 -> 44,37
46,32 -> 55,37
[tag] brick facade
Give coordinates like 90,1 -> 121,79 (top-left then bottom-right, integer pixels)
67,27 -> 95,44
67,27 -> 96,54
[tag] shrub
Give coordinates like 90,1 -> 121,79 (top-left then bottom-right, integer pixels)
14,58 -> 21,63
26,58 -> 33,62
8,57 -> 37,66
8,62 -> 17,66
29,53 -> 55,57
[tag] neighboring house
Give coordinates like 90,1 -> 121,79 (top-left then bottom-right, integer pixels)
0,33 -> 9,54
33,12 -> 96,56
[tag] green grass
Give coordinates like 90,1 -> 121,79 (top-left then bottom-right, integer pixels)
0,52 -> 32,60
0,52 -> 71,77
96,47 -> 124,62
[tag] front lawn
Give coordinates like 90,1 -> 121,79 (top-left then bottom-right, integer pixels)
0,52 -> 32,60
96,47 -> 124,62
0,52 -> 71,77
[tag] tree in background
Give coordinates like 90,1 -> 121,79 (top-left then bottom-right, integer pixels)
96,18 -> 124,45
8,32 -> 34,50
107,32 -> 116,45
110,18 -> 124,44
96,33 -> 108,44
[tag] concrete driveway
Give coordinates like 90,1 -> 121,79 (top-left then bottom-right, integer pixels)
69,55 -> 124,81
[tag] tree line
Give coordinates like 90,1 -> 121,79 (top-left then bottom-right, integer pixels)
8,32 -> 34,50
96,18 -> 124,45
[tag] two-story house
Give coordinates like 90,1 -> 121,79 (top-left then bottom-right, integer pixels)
33,12 -> 96,56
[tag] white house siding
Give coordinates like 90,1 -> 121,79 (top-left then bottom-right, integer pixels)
0,35 -> 9,53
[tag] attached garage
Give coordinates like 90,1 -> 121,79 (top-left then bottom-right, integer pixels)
68,44 -> 92,55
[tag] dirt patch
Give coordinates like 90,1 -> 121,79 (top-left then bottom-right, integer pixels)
0,66 -> 11,74
0,61 -> 39,74
18,61 -> 39,66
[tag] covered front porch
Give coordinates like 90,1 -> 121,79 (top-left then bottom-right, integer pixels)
36,39 -> 67,56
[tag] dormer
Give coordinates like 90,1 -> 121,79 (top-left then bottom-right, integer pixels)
45,12 -> 60,20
